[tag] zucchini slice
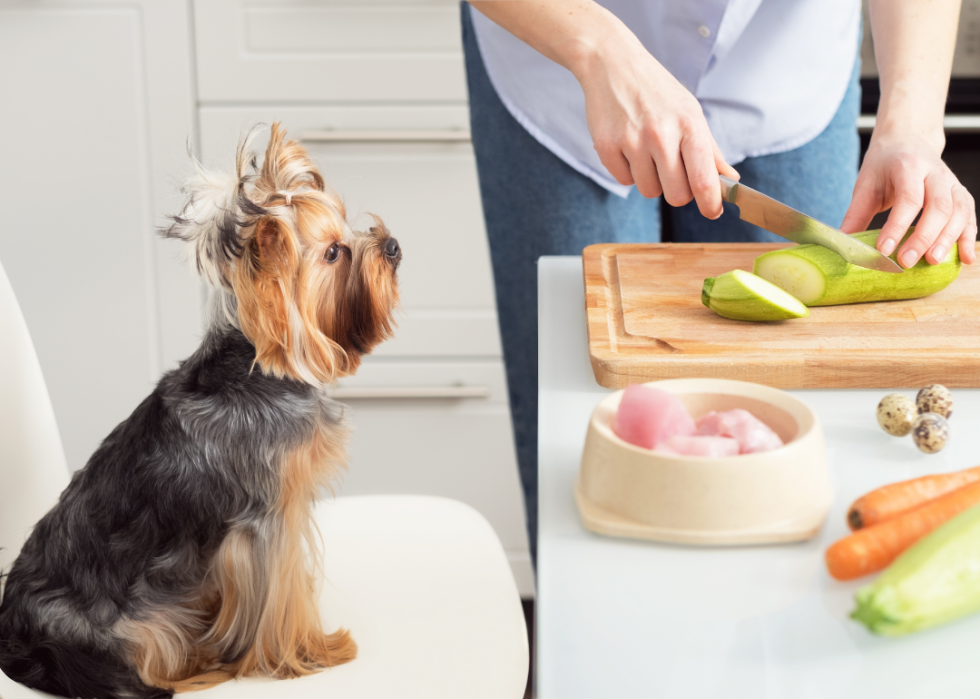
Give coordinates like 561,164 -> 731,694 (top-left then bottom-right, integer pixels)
701,269 -> 809,321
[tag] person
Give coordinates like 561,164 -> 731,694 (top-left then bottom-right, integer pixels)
461,0 -> 978,564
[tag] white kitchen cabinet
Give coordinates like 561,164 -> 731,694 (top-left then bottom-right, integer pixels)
0,1 -> 200,473
195,3 -> 532,594
193,0 -> 467,103
330,361 -> 533,596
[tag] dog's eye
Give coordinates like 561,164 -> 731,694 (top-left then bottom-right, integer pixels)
325,243 -> 341,263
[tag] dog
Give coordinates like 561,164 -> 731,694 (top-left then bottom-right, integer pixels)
0,123 -> 400,698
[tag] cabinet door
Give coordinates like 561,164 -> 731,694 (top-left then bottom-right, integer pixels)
199,108 -> 501,358
0,1 -> 200,472
194,0 -> 466,104
331,361 -> 532,597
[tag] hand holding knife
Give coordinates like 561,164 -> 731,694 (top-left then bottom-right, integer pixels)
719,175 -> 903,274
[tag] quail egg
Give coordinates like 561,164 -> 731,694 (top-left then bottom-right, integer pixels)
916,384 -> 953,419
911,412 -> 949,454
876,393 -> 917,437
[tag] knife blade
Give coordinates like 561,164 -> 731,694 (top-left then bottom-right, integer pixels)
719,175 -> 903,273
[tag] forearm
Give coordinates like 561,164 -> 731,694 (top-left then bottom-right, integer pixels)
466,0 -> 643,82
467,0 -> 738,215
846,1 -> 975,266
869,0 -> 960,152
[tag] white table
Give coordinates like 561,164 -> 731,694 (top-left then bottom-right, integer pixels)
537,256 -> 980,699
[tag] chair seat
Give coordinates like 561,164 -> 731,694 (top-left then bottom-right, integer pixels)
0,495 -> 529,699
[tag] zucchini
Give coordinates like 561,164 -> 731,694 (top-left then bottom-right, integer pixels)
701,269 -> 809,321
852,502 -> 980,637
753,229 -> 961,306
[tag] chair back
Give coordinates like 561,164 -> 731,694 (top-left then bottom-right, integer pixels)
0,258 -> 69,575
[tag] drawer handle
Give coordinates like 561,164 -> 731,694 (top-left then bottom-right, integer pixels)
301,129 -> 472,143
858,114 -> 980,133
328,385 -> 490,400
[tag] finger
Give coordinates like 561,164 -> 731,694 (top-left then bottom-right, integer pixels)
957,190 -> 978,264
903,171 -> 955,267
840,171 -> 883,234
925,184 -> 970,265
681,133 -> 723,219
881,175 -> 925,268
959,225 -> 978,264
625,148 -> 663,199
713,143 -> 739,181
594,139 -> 635,186
652,138 -> 693,209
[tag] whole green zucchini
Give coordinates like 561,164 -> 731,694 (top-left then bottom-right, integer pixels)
752,229 -> 961,306
852,502 -> 980,637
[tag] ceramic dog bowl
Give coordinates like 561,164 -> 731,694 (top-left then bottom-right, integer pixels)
575,378 -> 830,545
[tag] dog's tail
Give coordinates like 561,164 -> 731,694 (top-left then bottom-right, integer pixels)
0,633 -> 173,699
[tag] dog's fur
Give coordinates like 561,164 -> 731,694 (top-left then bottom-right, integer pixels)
0,124 -> 400,697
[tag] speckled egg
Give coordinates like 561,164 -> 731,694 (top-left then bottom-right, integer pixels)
916,384 -> 953,419
911,413 -> 949,454
876,393 -> 918,437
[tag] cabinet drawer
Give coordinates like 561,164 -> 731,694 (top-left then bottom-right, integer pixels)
199,108 -> 500,358
194,0 -> 466,104
331,360 -> 532,596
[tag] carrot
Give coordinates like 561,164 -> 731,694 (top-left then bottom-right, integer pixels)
847,465 -> 980,530
826,479 -> 980,581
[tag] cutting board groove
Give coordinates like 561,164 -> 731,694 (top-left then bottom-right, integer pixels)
584,243 -> 980,389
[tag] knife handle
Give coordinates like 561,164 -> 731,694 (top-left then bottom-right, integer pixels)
719,175 -> 738,204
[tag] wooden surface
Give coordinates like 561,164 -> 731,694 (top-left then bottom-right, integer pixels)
584,242 -> 980,389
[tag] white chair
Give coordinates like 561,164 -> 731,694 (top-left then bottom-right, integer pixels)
0,257 -> 70,575
0,258 -> 529,699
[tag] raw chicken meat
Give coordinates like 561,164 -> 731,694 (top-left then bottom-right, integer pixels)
612,384 -> 696,449
695,409 -> 783,454
611,385 -> 783,456
654,435 -> 740,457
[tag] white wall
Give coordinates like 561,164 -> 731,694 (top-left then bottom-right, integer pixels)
0,1 -> 201,473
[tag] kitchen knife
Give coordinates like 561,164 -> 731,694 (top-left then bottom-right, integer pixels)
719,175 -> 903,273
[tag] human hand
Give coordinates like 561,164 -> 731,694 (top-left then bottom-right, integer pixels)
841,135 -> 977,267
575,39 -> 738,218
468,0 -> 736,217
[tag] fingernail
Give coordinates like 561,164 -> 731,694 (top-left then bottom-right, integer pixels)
880,238 -> 897,255
932,244 -> 948,261
901,250 -> 919,268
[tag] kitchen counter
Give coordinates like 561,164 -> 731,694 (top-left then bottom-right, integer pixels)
537,256 -> 980,699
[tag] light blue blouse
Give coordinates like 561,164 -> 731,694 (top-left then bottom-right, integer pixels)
470,0 -> 861,197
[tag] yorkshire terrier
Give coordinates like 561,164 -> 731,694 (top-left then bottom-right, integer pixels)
0,124 -> 400,698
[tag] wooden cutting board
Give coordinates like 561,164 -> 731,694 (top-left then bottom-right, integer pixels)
584,242 -> 980,389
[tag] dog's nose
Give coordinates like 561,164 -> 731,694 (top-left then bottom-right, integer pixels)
384,237 -> 400,259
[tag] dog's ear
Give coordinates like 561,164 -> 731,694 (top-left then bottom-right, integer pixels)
162,128 -> 265,289
235,215 -> 350,384
235,216 -> 292,376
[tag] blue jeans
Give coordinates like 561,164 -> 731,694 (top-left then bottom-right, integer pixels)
462,3 -> 860,565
